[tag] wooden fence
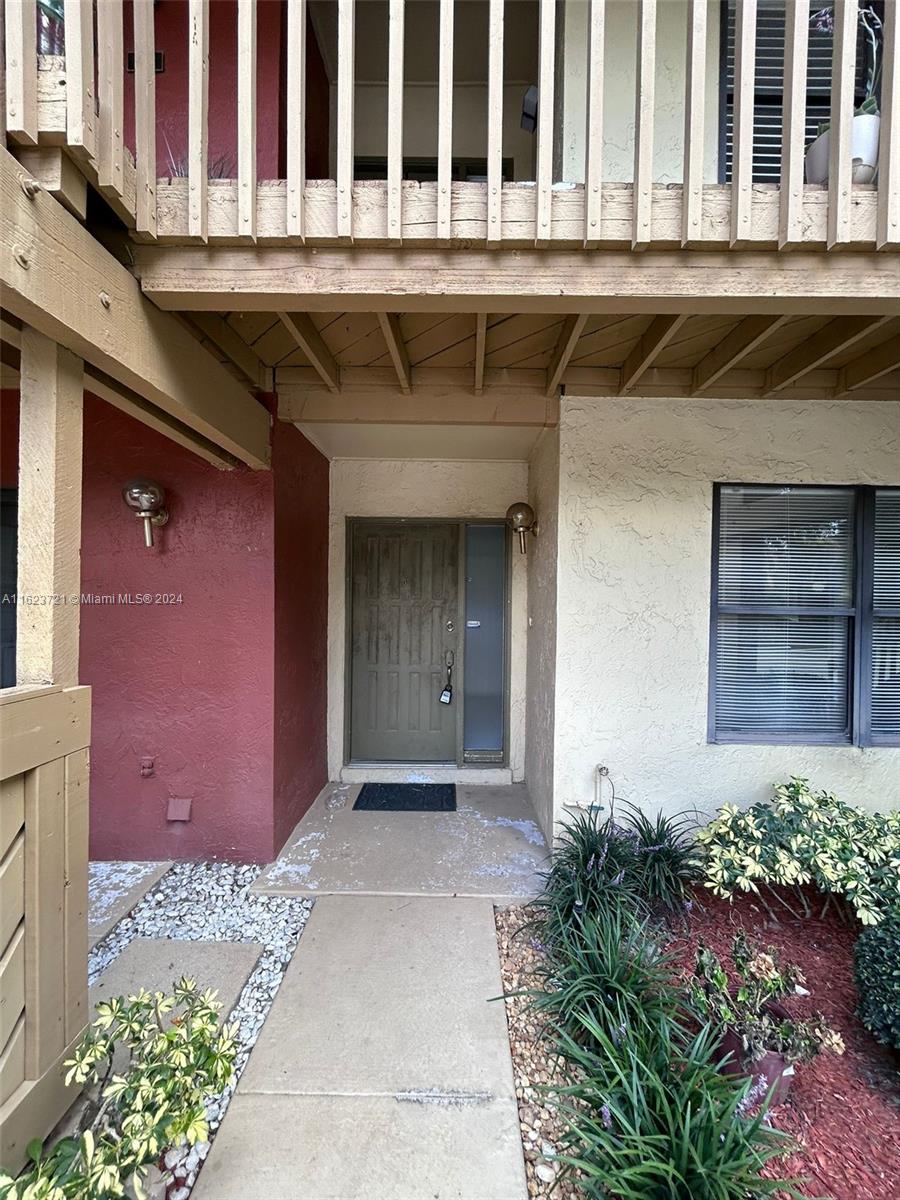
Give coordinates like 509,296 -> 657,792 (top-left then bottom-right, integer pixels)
0,683 -> 91,1175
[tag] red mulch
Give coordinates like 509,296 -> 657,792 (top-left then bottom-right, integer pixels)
667,888 -> 900,1200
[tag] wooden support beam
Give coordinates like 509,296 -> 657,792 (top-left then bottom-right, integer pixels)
1,148 -> 270,468
633,0 -> 656,249
878,0 -> 899,249
764,315 -> 890,393
133,0 -> 157,236
97,0 -> 125,202
16,328 -> 83,688
62,0 -> 96,159
836,324 -> 900,392
377,312 -> 411,394
185,313 -> 268,390
535,0 -> 555,244
486,0 -> 504,243
237,0 -> 257,242
4,0 -> 38,144
474,312 -> 487,395
731,0 -> 757,245
336,0 -> 355,240
779,0 -> 809,248
682,0 -> 707,246
134,247 -> 900,315
277,312 -> 340,392
546,313 -> 588,396
188,0 -> 209,241
436,0 -> 454,239
13,148 -> 86,219
619,314 -> 687,392
828,0 -> 858,248
692,314 -> 788,393
286,0 -> 307,240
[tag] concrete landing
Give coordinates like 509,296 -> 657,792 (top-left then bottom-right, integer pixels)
252,782 -> 548,903
88,861 -> 172,947
194,895 -> 528,1200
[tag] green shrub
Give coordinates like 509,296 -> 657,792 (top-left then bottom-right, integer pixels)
620,802 -> 698,917
696,777 -> 900,926
854,909 -> 900,1049
0,978 -> 237,1200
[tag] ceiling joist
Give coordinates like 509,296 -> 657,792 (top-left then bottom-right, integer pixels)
277,312 -> 340,392
547,313 -> 588,397
620,314 -> 688,393
692,314 -> 788,393
377,311 -> 411,394
474,312 -> 487,396
763,315 -> 892,394
838,325 -> 900,393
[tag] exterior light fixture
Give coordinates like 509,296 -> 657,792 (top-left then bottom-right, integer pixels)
122,478 -> 168,548
506,502 -> 538,555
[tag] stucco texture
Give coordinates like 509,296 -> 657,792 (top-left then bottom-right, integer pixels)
327,458 -> 529,781
553,396 -> 900,824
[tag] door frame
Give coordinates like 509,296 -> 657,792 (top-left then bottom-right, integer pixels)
343,516 -> 512,769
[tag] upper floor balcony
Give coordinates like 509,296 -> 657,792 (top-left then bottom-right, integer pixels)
3,0 -> 898,253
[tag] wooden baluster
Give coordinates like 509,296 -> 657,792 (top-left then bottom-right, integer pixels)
62,0 -> 95,159
633,0 -> 657,249
877,0 -> 898,249
5,0 -> 37,145
133,0 -> 157,236
682,0 -> 707,246
97,0 -> 125,204
387,0 -> 404,241
287,0 -> 306,240
731,0 -> 757,246
779,0 -> 809,249
486,0 -> 503,243
336,0 -> 355,240
437,0 -> 454,239
584,0 -> 605,245
188,0 -> 209,241
535,0 -> 555,244
237,0 -> 257,242
828,0 -> 858,247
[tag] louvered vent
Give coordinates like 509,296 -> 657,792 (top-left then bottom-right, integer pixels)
723,1 -> 868,183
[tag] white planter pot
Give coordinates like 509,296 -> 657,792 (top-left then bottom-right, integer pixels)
805,113 -> 881,185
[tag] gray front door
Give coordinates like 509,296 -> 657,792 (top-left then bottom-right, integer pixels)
349,522 -> 459,762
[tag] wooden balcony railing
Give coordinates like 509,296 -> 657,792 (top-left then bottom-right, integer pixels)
3,0 -> 898,250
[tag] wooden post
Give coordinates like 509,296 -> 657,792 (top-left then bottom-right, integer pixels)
584,0 -> 606,245
877,0 -> 899,249
828,0 -> 858,248
386,0 -> 404,241
486,0 -> 504,243
731,0 -> 757,246
133,0 -> 157,236
336,0 -> 355,240
97,0 -> 125,202
62,0 -> 96,159
5,0 -> 38,145
779,0 -> 809,248
16,329 -> 83,689
436,0 -> 454,239
633,0 -> 657,249
682,0 -> 707,246
287,0 -> 307,240
188,0 -> 209,241
535,0 -> 555,244
238,0 -> 258,242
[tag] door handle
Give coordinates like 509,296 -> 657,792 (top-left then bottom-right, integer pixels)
446,619 -> 455,633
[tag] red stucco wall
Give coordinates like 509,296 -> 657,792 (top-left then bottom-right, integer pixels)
2,389 -> 328,863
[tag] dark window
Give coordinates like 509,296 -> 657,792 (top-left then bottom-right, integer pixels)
709,485 -> 899,746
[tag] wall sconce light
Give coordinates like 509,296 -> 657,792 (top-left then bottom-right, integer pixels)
122,478 -> 168,548
506,502 -> 538,555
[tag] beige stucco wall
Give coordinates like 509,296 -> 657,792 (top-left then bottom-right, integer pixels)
552,396 -> 900,824
526,428 -> 560,840
558,0 -> 723,184
328,458 -> 529,782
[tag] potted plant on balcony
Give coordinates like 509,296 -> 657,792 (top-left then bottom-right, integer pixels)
690,933 -> 845,1107
805,5 -> 884,185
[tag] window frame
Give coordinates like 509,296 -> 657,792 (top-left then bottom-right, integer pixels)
708,483 -> 898,748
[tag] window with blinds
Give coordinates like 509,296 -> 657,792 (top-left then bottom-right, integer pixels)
710,485 -> 899,746
722,1 -> 869,183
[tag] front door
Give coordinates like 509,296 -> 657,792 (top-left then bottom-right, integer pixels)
349,522 -> 459,762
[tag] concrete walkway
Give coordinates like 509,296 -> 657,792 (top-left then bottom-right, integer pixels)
194,895 -> 528,1200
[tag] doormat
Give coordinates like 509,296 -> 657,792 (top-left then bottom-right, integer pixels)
353,783 -> 457,812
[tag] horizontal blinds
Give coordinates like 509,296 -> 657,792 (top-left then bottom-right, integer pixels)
717,485 -> 856,609
872,491 -> 900,739
715,613 -> 850,735
723,1 -> 866,182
